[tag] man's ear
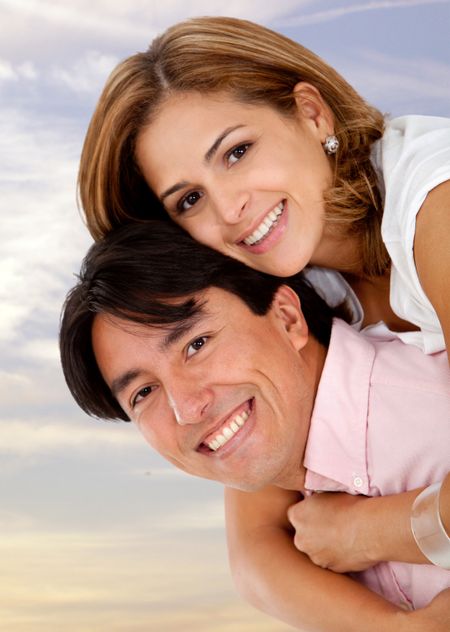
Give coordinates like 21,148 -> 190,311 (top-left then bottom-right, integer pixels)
292,81 -> 334,140
271,285 -> 309,351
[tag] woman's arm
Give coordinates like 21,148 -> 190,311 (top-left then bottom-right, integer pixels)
225,485 -> 424,632
287,473 -> 450,572
414,179 -> 450,359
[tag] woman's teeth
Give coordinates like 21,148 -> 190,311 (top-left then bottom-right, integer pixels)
207,410 -> 249,451
243,202 -> 284,246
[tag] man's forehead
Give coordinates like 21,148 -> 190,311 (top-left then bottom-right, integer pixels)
93,305 -> 209,349
92,286 -> 250,346
93,311 -> 201,341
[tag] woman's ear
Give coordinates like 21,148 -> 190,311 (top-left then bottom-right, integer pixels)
271,285 -> 309,351
292,81 -> 334,139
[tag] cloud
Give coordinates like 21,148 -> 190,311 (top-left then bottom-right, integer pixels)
131,465 -> 186,479
151,497 -> 226,531
0,106 -> 91,351
51,50 -> 119,95
0,419 -> 140,456
0,59 -> 38,83
0,59 -> 16,81
0,524 -> 288,632
0,0 -> 310,71
3,0 -> 309,28
17,61 -> 38,79
275,0 -> 450,27
342,51 -> 450,114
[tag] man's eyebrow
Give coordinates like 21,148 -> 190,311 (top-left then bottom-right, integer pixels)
159,319 -> 199,351
159,124 -> 245,203
110,369 -> 143,399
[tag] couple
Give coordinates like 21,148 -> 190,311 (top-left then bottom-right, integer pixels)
62,16 -> 450,632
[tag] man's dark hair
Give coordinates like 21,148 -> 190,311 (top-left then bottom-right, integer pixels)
60,221 -> 347,422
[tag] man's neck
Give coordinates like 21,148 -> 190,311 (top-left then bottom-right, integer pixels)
274,334 -> 328,493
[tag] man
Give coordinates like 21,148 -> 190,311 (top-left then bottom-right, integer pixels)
60,221 -> 450,630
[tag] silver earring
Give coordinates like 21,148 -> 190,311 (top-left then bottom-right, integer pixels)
323,135 -> 339,155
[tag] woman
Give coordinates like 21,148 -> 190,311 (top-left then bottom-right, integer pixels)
77,16 -> 450,629
79,16 -> 449,355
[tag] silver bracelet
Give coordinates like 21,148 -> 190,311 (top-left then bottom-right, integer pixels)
410,480 -> 450,570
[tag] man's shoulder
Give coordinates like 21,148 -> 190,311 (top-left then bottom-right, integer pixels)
329,318 -> 449,395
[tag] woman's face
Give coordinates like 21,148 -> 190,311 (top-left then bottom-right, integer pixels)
136,89 -> 334,276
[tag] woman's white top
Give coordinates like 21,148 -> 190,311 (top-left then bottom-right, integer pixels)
308,115 -> 450,353
372,115 -> 450,353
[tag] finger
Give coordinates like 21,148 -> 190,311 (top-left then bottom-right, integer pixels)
287,503 -> 300,524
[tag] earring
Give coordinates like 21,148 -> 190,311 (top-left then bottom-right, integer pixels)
323,135 -> 339,155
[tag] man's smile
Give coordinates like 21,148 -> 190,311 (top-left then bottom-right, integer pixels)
198,399 -> 253,453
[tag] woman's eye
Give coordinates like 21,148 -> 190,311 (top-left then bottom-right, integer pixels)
227,143 -> 250,166
178,190 -> 203,213
186,336 -> 208,358
132,385 -> 155,408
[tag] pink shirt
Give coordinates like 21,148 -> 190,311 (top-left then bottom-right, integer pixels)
304,318 -> 450,609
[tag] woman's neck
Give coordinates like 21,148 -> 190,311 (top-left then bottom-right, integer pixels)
311,229 -> 365,276
311,230 -> 419,332
343,269 -> 419,332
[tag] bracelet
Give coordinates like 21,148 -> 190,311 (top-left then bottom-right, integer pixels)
410,481 -> 450,569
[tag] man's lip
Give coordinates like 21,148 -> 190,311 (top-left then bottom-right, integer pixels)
196,399 -> 253,451
235,200 -> 286,244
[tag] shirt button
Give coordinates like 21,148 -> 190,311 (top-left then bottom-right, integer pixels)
353,476 -> 363,488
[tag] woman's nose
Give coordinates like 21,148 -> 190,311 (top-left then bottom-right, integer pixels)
211,186 -> 249,225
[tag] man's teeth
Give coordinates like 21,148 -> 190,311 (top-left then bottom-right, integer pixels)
243,202 -> 284,246
207,410 -> 249,451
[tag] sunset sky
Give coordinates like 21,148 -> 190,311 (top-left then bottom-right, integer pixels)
1,0 -> 449,630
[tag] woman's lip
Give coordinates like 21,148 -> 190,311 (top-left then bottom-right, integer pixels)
235,200 -> 286,245
239,201 -> 288,255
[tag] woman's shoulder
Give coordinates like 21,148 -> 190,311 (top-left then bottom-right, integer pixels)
384,114 -> 450,134
375,114 -> 450,224
373,115 -> 450,167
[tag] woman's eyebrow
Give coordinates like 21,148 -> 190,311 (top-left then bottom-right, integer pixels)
204,124 -> 245,163
160,180 -> 189,203
159,124 -> 245,202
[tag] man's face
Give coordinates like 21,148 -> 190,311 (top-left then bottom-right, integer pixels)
92,286 -> 315,491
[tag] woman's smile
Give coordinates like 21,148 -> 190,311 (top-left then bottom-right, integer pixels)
238,200 -> 288,255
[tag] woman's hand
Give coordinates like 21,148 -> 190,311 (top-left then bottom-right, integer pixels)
287,482 -> 449,572
287,492 -> 378,572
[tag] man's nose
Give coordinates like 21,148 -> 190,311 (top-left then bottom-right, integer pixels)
167,384 -> 214,426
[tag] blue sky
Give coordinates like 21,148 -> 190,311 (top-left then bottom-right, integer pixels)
1,1 -> 449,630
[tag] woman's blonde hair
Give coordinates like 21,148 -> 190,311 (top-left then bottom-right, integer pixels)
79,16 -> 389,275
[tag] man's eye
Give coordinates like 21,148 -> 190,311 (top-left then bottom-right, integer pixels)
177,190 -> 203,214
132,385 -> 155,408
186,336 -> 208,358
226,143 -> 250,166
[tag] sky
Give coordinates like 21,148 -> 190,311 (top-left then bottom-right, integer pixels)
0,0 -> 449,630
